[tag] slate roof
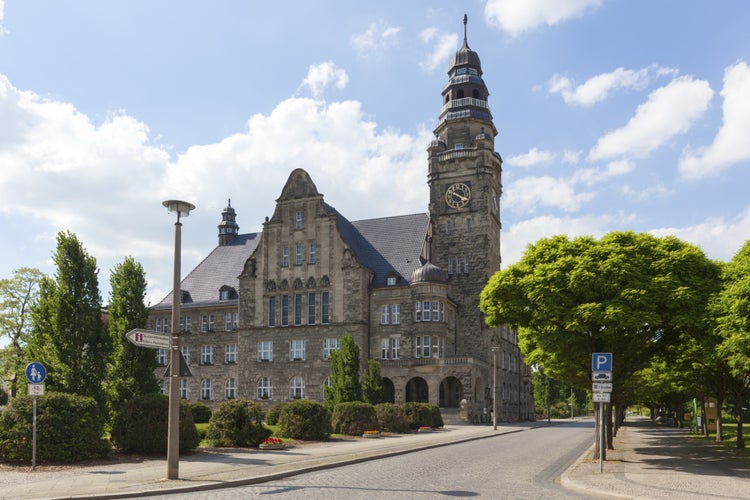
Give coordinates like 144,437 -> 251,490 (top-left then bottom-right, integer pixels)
153,212 -> 429,310
153,233 -> 260,310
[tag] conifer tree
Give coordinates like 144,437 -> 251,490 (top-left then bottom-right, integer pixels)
362,359 -> 385,405
27,231 -> 110,409
324,333 -> 361,410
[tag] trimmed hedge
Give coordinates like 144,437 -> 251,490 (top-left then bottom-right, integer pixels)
277,400 -> 332,440
265,402 -> 288,426
331,401 -> 379,435
403,402 -> 444,429
0,392 -> 110,463
189,401 -> 212,424
206,399 -> 271,447
110,393 -> 200,454
374,403 -> 411,433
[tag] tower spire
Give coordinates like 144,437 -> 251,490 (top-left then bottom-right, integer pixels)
463,14 -> 468,44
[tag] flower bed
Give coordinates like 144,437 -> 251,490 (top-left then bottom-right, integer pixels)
362,430 -> 381,438
417,426 -> 433,433
259,437 -> 285,450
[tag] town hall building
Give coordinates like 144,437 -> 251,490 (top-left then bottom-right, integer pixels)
150,18 -> 534,423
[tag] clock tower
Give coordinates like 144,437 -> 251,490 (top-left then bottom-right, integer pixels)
427,15 -> 502,359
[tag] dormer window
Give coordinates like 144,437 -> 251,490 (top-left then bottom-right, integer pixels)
219,286 -> 236,301
386,275 -> 397,286
179,290 -> 191,304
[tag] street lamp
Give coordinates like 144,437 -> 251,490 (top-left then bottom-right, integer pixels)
163,199 -> 195,480
492,346 -> 499,430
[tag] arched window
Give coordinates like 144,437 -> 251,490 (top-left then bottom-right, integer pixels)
289,376 -> 305,400
472,89 -> 480,99
257,377 -> 272,400
457,89 -> 464,99
201,379 -> 213,400
225,378 -> 237,399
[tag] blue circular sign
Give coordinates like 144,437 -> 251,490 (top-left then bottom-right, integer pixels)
25,362 -> 47,384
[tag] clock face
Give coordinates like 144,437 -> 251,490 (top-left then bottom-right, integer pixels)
445,182 -> 471,209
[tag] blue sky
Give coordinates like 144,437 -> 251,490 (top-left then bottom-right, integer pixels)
1,0 -> 749,306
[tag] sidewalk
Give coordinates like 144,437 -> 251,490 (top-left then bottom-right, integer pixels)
563,417 -> 750,499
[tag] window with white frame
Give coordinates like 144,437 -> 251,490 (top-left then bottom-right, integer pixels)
308,293 -> 316,324
201,379 -> 212,400
180,346 -> 190,365
225,344 -> 238,363
257,377 -> 272,400
309,243 -> 316,264
423,301 -> 431,321
208,314 -> 215,332
415,301 -> 422,322
289,376 -> 305,399
296,244 -> 303,265
290,340 -> 306,361
391,337 -> 400,359
380,304 -> 390,324
432,302 -> 440,322
392,304 -> 400,324
415,335 -> 431,358
200,345 -> 214,365
179,379 -> 189,399
225,312 -> 232,331
201,315 -> 207,333
157,348 -> 167,366
185,316 -> 191,333
296,211 -> 303,230
386,276 -> 397,286
323,338 -> 340,360
233,312 -> 239,329
156,317 -> 162,333
225,378 -> 237,399
159,379 -> 167,395
179,316 -> 185,333
258,341 -> 273,361
282,246 -> 289,267
381,338 -> 390,359
163,318 -> 170,334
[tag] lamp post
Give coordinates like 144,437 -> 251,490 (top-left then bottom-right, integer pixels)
163,199 -> 195,480
492,346 -> 498,430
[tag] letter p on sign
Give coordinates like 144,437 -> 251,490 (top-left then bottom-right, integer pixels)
592,353 -> 612,372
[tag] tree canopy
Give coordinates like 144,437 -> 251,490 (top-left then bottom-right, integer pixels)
480,231 -> 721,399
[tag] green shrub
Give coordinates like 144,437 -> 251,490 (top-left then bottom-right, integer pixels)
110,393 -> 200,454
277,400 -> 332,440
265,402 -> 287,426
0,392 -> 110,463
206,399 -> 271,447
331,401 -> 379,435
375,403 -> 411,433
189,401 -> 212,423
403,402 -> 444,429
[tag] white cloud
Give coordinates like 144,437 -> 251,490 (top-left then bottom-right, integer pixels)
504,175 -> 593,213
549,65 -> 677,107
0,0 -> 6,36
351,21 -> 402,55
484,0 -> 603,37
506,147 -> 555,167
420,27 -> 458,72
573,159 -> 634,186
298,62 -> 349,98
650,207 -> 750,263
0,72 -> 430,305
679,61 -> 750,180
588,76 -> 713,161
502,213 -> 614,267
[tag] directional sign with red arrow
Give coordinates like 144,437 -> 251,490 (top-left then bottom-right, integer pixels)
125,329 -> 170,349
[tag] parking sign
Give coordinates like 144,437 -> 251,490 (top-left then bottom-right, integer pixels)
591,353 -> 612,372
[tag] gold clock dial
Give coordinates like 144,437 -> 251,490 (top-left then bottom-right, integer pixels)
445,182 -> 471,209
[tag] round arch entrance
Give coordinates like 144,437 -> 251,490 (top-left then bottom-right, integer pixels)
405,377 -> 429,403
382,378 -> 395,403
439,376 -> 463,408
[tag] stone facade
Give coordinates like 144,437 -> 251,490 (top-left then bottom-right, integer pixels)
149,19 -> 534,423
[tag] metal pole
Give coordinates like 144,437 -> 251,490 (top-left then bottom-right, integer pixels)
491,347 -> 499,428
166,217 -> 182,479
601,402 -> 605,471
32,395 -> 37,471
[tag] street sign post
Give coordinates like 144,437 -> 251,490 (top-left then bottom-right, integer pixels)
593,382 -> 613,392
125,329 -> 170,349
593,392 -> 611,403
25,361 -> 46,471
592,353 -> 613,474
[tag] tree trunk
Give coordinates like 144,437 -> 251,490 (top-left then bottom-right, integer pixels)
735,390 -> 745,449
700,396 -> 709,437
715,396 -> 724,442
606,403 -> 614,450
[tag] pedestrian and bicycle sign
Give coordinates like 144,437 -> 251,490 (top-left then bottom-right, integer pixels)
26,362 -> 46,384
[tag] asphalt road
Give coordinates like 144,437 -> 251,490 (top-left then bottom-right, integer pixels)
148,420 -> 598,499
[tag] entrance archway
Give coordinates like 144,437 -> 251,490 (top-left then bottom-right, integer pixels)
439,376 -> 463,408
382,377 -> 395,403
405,377 -> 429,403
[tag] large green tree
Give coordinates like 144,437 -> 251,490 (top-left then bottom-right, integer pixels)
107,256 -> 159,413
480,231 -> 720,452
361,359 -> 385,405
0,267 -> 45,397
27,231 -> 110,409
711,240 -> 750,448
324,333 -> 362,410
